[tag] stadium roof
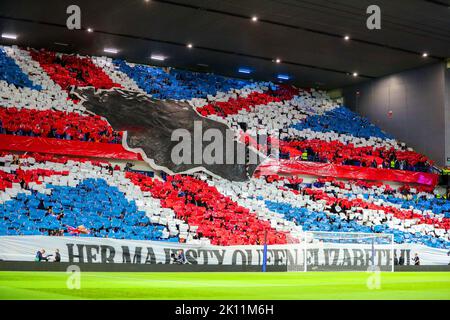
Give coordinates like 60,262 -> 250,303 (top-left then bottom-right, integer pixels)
0,0 -> 449,89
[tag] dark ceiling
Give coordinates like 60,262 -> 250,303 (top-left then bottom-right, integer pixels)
0,0 -> 449,89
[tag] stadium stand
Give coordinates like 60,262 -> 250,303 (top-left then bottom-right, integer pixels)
0,45 -> 447,251
29,49 -> 121,91
0,47 -> 41,90
209,175 -> 449,248
127,172 -> 287,245
114,59 -> 250,100
0,153 -> 183,241
0,46 -> 432,172
0,107 -> 122,143
0,152 -> 288,245
0,150 -> 447,249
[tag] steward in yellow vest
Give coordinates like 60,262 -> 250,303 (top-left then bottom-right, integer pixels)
390,160 -> 396,169
301,150 -> 308,161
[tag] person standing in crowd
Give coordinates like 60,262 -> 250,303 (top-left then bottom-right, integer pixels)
175,250 -> 186,264
125,162 -> 134,172
19,178 -> 27,190
46,206 -> 54,217
412,253 -> 420,266
11,155 -> 20,165
35,249 -> 49,262
53,249 -> 61,262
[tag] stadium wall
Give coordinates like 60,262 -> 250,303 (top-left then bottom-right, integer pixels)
343,62 -> 447,166
1,236 -> 449,266
0,261 -> 285,272
1,261 -> 448,272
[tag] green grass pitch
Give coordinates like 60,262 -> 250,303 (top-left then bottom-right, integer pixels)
0,271 -> 449,300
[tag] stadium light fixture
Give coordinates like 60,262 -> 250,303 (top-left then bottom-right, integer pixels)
238,68 -> 252,74
353,72 -> 358,77
277,74 -> 290,80
1,33 -> 18,40
344,35 -> 350,41
422,52 -> 428,58
275,58 -> 281,63
251,16 -> 258,22
104,48 -> 119,54
151,54 -> 166,61
187,43 -> 193,49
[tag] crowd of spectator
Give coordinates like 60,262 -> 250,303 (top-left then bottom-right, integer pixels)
0,151 -> 449,249
126,172 -> 287,246
29,49 -> 121,90
114,59 -> 249,100
0,47 -> 41,90
210,174 -> 450,248
0,157 -> 174,241
0,45 -> 435,177
280,138 -> 432,173
0,107 -> 122,143
197,85 -> 298,117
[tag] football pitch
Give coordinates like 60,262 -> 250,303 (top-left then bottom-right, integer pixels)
0,271 -> 449,300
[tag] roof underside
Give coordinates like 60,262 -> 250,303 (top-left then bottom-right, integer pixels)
0,0 -> 449,89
